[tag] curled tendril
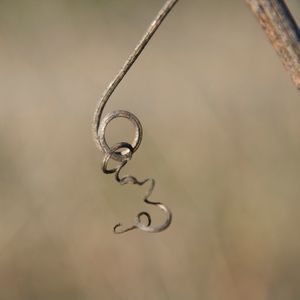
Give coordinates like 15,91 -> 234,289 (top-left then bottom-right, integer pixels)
93,0 -> 178,234
102,143 -> 172,234
114,212 -> 152,234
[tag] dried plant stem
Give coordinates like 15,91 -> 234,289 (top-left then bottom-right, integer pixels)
93,0 -> 178,234
93,0 -> 179,149
246,0 -> 300,90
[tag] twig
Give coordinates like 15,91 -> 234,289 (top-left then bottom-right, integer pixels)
93,0 -> 179,149
246,0 -> 300,90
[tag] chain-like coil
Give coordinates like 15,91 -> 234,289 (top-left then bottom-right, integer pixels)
97,110 -> 172,234
93,0 -> 178,234
100,127 -> 172,234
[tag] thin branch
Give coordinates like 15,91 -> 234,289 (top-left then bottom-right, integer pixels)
246,0 -> 300,90
93,0 -> 179,150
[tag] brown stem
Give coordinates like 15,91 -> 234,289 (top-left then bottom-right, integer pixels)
246,0 -> 300,91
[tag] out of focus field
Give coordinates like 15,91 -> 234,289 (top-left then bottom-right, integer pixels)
0,1 -> 300,299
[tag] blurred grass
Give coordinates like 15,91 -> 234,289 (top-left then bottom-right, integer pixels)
0,0 -> 300,299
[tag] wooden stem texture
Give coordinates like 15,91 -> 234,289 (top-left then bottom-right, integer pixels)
246,0 -> 300,90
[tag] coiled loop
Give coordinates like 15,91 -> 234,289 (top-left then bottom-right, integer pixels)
93,0 -> 178,234
101,140 -> 172,234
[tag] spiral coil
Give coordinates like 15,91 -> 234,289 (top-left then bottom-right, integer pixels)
93,0 -> 178,234
97,110 -> 172,234
100,132 -> 172,234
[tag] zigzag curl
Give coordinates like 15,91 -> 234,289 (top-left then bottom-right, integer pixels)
93,0 -> 178,234
102,141 -> 172,234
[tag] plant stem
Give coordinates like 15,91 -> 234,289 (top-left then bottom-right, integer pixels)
246,0 -> 300,91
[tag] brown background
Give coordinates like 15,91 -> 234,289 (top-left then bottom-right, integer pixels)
0,0 -> 300,299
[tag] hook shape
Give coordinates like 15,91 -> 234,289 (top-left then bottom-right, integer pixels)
93,0 -> 179,148
93,0 -> 179,234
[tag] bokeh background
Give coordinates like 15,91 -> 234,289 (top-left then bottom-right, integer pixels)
1,0 -> 300,299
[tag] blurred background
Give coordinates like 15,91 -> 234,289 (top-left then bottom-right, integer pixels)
0,0 -> 300,299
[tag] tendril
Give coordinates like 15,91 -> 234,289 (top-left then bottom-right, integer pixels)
93,0 -> 178,234
102,143 -> 172,234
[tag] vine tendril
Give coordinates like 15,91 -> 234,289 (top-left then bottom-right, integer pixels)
93,0 -> 178,234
